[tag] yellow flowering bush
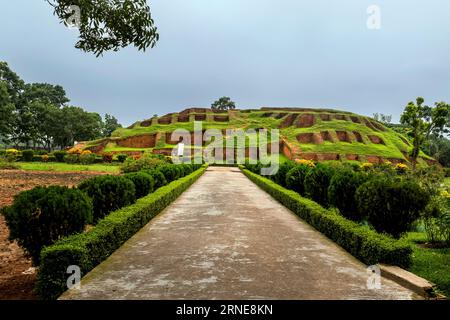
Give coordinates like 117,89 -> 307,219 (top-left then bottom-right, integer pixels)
67,148 -> 82,155
6,149 -> 19,155
441,190 -> 450,198
295,159 -> 315,168
41,154 -> 49,162
395,163 -> 409,173
360,162 -> 374,171
81,150 -> 92,155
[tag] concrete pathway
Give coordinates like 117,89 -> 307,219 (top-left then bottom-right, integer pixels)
61,167 -> 419,300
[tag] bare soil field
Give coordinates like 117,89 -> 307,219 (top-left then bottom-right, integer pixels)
0,170 -> 109,300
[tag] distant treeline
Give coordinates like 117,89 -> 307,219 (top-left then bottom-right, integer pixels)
0,61 -> 121,150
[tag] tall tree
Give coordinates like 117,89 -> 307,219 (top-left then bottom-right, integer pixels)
211,97 -> 236,111
48,0 -> 159,56
0,61 -> 24,105
20,83 -> 69,108
400,97 -> 450,169
102,113 -> 122,137
0,82 -> 15,141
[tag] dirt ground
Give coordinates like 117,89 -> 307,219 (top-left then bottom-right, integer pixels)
0,170 -> 109,300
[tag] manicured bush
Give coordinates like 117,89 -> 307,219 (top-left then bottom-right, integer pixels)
64,154 -> 79,164
124,172 -> 155,198
53,151 -> 67,162
328,169 -> 367,221
32,155 -> 43,162
158,165 -> 181,182
21,149 -> 34,162
142,169 -> 167,189
79,153 -> 96,164
304,163 -> 335,207
356,177 -> 430,238
241,168 -> 412,268
1,186 -> 93,265
37,165 -> 207,300
121,154 -> 167,173
271,161 -> 296,187
78,175 -> 136,222
117,154 -> 128,163
182,164 -> 193,175
286,164 -> 312,195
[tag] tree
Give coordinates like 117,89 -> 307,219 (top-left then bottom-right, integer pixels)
102,114 -> 122,137
0,82 -> 15,141
20,83 -> 69,108
48,0 -> 159,56
400,97 -> 450,169
0,61 -> 24,105
372,113 -> 392,124
423,135 -> 450,168
211,96 -> 236,111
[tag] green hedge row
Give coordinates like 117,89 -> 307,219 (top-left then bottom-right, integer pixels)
36,165 -> 207,300
240,167 -> 413,268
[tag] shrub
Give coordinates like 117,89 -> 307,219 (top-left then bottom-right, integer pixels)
158,165 -> 181,182
21,149 -> 34,162
32,155 -> 43,162
328,169 -> 367,221
42,155 -> 50,162
36,166 -> 207,300
124,172 -> 155,198
271,161 -> 296,187
79,153 -> 96,164
1,186 -> 93,265
64,154 -> 79,164
356,177 -> 430,238
181,164 -> 193,175
67,148 -> 81,155
241,168 -> 412,268
102,153 -> 113,163
117,154 -> 128,163
5,149 -> 19,162
53,151 -> 67,162
78,175 -> 136,222
444,168 -> 450,178
142,169 -> 167,189
121,154 -> 167,173
286,164 -> 312,195
304,163 -> 335,207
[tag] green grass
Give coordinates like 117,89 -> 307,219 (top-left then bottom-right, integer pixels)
404,232 -> 450,298
17,162 -> 121,173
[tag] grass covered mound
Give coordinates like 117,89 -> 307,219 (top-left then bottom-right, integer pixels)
82,107 -> 434,166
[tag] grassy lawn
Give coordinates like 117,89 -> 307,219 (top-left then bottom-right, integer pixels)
405,232 -> 450,297
17,162 -> 121,173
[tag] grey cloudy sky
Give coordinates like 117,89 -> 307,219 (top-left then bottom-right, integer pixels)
1,0 -> 450,126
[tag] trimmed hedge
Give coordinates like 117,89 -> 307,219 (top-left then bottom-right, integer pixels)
37,165 -> 207,300
241,168 -> 413,268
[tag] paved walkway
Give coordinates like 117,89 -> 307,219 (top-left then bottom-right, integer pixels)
61,167 -> 419,300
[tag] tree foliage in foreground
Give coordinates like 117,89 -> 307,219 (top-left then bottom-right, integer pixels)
48,0 -> 159,56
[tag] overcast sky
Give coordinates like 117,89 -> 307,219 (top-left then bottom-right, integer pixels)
1,0 -> 450,126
